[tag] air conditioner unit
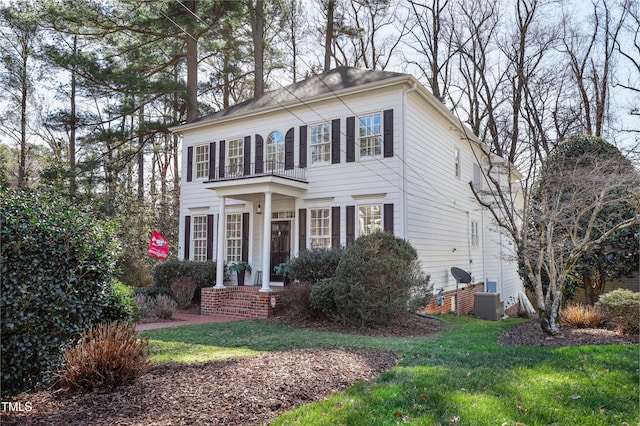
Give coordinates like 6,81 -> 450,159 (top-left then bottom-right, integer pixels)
474,292 -> 504,321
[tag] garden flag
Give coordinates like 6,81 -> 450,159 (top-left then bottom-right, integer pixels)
147,230 -> 169,260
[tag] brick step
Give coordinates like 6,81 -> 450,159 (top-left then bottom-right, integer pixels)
205,306 -> 268,319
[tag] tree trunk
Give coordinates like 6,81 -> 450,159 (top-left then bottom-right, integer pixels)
185,0 -> 199,122
249,0 -> 264,97
325,0 -> 335,72
69,36 -> 78,197
137,101 -> 144,201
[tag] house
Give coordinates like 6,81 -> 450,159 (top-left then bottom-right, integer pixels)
171,67 -> 524,317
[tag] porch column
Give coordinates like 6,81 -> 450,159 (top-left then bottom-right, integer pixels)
215,196 -> 226,288
260,191 -> 272,292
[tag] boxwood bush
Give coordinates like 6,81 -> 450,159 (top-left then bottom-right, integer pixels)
596,289 -> 640,335
288,247 -> 344,284
152,259 -> 217,290
1,190 -> 126,396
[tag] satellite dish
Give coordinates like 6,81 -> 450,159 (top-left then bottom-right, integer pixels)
451,267 -> 472,284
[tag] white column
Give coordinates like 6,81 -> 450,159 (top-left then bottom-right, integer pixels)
215,196 -> 226,288
260,191 -> 272,292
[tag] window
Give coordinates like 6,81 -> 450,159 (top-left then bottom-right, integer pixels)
310,123 -> 330,164
473,163 -> 482,189
454,148 -> 461,179
228,138 -> 243,176
192,215 -> 207,261
310,208 -> 330,248
195,145 -> 209,180
226,213 -> 242,263
359,113 -> 382,158
358,205 -> 381,236
471,220 -> 479,248
266,131 -> 284,172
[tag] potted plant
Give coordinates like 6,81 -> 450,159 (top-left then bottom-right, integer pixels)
229,262 -> 251,286
273,262 -> 291,286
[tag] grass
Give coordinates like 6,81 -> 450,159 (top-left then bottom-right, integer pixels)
142,316 -> 639,425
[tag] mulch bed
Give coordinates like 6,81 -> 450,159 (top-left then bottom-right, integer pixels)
3,313 -> 637,425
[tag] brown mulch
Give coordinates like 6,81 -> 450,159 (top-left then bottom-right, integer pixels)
498,319 -> 639,347
3,312 -> 636,426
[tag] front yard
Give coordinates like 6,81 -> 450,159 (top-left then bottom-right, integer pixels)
3,316 -> 638,425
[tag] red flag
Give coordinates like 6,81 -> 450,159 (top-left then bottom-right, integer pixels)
148,231 -> 169,260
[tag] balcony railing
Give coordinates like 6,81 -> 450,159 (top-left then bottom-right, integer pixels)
207,161 -> 307,183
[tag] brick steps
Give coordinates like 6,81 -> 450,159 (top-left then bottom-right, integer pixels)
201,287 -> 283,319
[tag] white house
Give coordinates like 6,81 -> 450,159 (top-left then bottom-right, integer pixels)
172,67 -> 524,314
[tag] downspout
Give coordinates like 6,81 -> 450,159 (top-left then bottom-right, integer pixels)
402,83 -> 418,240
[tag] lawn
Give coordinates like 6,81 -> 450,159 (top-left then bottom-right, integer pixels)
142,316 -> 639,426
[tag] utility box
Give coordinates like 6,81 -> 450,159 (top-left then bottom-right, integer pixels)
474,292 -> 504,321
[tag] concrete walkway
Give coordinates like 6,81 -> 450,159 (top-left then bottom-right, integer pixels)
135,313 -> 245,331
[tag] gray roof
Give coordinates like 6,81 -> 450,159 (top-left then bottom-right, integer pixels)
190,66 -> 407,124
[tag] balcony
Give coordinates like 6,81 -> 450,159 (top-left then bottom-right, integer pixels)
206,161 -> 307,183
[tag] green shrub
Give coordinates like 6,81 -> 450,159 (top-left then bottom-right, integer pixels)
1,190 -> 120,396
332,233 -> 431,328
309,279 -> 339,317
152,259 -> 216,301
289,247 -> 344,284
596,289 -> 640,335
58,322 -> 149,391
133,286 -> 171,298
100,280 -> 139,323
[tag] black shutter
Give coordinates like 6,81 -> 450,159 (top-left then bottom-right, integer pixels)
331,206 -> 340,247
255,135 -> 264,174
383,109 -> 394,158
299,125 -> 307,168
186,146 -> 193,182
208,142 -> 216,180
331,118 -> 340,164
218,140 -> 226,178
384,203 -> 394,233
241,212 -> 249,262
346,205 -> 355,245
244,136 -> 251,176
346,116 -> 355,162
206,214 -> 214,260
285,128 -> 294,170
184,215 -> 191,260
298,208 -> 307,251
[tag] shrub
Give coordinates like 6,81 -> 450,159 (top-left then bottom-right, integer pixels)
134,294 -> 156,319
560,304 -> 603,328
153,259 -> 217,290
332,233 -> 431,328
58,322 -> 149,391
154,295 -> 177,319
133,285 -> 171,298
288,247 -> 344,284
169,277 -> 197,308
309,279 -> 339,317
1,190 -> 120,396
279,282 -> 316,320
596,289 -> 640,335
100,280 -> 139,323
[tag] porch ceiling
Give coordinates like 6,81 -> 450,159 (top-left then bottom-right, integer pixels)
204,175 -> 308,200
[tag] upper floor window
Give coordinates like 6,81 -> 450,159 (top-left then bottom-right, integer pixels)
310,123 -> 330,164
192,215 -> 207,261
228,138 -> 244,176
359,113 -> 382,158
358,205 -> 381,236
226,213 -> 242,263
473,163 -> 482,189
454,148 -> 461,179
266,131 -> 284,172
195,145 -> 209,180
471,220 -> 479,248
309,208 -> 330,249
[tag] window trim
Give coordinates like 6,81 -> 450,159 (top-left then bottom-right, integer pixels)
310,122 -> 331,165
471,220 -> 480,249
225,213 -> 242,263
358,204 -> 382,236
227,137 -> 244,177
309,207 -> 331,249
194,144 -> 209,181
191,215 -> 208,261
358,112 -> 382,159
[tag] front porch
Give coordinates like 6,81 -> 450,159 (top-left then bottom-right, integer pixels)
201,286 -> 285,319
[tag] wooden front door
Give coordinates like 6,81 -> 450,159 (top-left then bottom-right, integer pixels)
270,221 -> 290,281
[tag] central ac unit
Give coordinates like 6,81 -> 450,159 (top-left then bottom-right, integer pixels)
474,292 -> 504,321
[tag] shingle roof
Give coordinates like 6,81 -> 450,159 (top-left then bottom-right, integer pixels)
190,66 -> 407,124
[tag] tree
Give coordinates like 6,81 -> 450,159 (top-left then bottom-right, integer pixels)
471,135 -> 640,335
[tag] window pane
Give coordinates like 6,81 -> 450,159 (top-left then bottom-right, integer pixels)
195,145 -> 209,180
192,215 -> 207,261
228,139 -> 244,176
266,131 -> 284,171
359,114 -> 382,158
311,123 -> 330,164
358,205 -> 381,235
226,213 -> 242,263
310,208 -> 330,249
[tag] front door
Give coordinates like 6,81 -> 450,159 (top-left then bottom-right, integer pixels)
270,221 -> 290,281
